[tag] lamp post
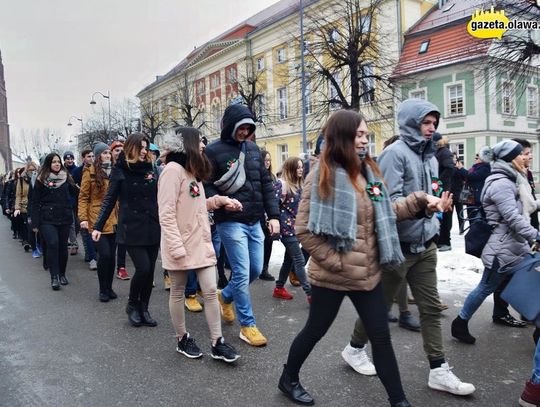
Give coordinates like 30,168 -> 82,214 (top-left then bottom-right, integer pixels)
90,90 -> 111,138
299,0 -> 307,156
67,115 -> 84,133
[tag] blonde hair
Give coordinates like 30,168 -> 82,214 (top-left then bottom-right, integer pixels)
280,156 -> 303,196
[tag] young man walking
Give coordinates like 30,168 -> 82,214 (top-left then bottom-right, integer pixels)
204,104 -> 280,347
341,99 -> 475,396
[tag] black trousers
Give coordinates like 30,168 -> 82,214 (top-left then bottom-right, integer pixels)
40,224 -> 70,279
116,243 -> 127,269
438,211 -> 452,246
95,233 -> 116,293
127,245 -> 159,307
285,283 -> 406,404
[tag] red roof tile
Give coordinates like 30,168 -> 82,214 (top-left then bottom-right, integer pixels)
393,21 -> 492,77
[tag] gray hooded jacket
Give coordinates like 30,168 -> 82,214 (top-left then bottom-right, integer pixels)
377,99 -> 440,253
481,161 -> 537,270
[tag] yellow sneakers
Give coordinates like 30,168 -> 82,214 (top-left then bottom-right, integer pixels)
185,295 -> 203,312
239,326 -> 267,347
217,290 -> 235,323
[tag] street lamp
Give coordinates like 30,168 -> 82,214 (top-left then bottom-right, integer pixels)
67,115 -> 84,132
299,0 -> 307,156
90,90 -> 111,137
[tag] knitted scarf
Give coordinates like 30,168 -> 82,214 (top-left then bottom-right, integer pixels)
308,163 -> 405,265
101,162 -> 112,177
44,170 -> 67,189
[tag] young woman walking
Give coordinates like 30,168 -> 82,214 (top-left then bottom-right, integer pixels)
30,153 -> 76,290
278,110 -> 450,407
110,139 -> 130,281
92,133 -> 161,327
259,149 -> 277,281
272,156 -> 311,302
158,127 -> 240,362
79,142 -> 118,302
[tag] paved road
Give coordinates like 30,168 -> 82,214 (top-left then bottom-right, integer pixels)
0,216 -> 536,406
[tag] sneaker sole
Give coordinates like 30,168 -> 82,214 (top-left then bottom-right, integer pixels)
185,305 -> 203,312
428,382 -> 475,396
239,331 -> 267,347
116,276 -> 130,280
176,348 -> 203,359
211,353 -> 240,363
341,351 -> 377,376
519,397 -> 537,407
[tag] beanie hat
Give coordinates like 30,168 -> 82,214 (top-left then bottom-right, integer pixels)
110,140 -> 124,151
93,142 -> 109,159
63,151 -> 75,160
491,140 -> 523,162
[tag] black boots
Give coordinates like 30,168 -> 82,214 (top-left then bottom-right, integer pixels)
451,316 -> 476,344
140,303 -> 157,327
278,365 -> 314,406
259,268 -> 275,281
126,301 -> 142,327
51,276 -> 60,291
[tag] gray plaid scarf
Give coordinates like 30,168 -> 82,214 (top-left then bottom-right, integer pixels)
308,163 -> 404,265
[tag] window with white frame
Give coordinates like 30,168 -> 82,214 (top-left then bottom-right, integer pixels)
256,57 -> 265,71
450,142 -> 465,163
277,87 -> 288,119
304,80 -> 313,115
360,63 -> 375,103
227,67 -> 237,83
329,28 -> 340,44
196,80 -> 205,96
527,86 -> 538,118
368,132 -> 376,156
211,104 -> 221,132
502,81 -> 516,115
210,74 -> 220,89
329,72 -> 341,110
306,140 -> 314,156
410,89 -> 426,100
256,94 -> 266,121
278,144 -> 288,165
446,83 -> 464,116
277,48 -> 286,63
359,13 -> 372,33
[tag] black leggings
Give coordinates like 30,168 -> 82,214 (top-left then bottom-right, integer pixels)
40,224 -> 70,279
285,284 -> 406,404
127,245 -> 159,307
95,233 -> 116,293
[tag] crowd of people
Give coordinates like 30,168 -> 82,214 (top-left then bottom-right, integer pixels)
1,99 -> 539,406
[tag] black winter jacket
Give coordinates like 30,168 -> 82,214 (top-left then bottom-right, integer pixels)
204,104 -> 279,225
30,180 -> 75,228
435,146 -> 454,191
94,153 -> 160,246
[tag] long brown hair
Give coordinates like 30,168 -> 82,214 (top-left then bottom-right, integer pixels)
176,127 -> 212,181
318,110 -> 381,199
93,148 -> 111,190
37,153 -> 74,185
124,132 -> 152,164
280,156 -> 303,196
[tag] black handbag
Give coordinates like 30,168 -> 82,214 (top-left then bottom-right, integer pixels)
459,185 -> 475,205
464,207 -> 493,258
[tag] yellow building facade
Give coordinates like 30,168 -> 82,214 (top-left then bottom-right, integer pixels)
137,0 -> 437,168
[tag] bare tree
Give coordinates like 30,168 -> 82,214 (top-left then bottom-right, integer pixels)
168,73 -> 208,130
112,97 -> 140,138
232,59 -> 267,124
287,0 -> 396,117
140,96 -> 168,143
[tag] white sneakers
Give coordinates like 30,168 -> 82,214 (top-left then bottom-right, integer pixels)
341,343 -> 377,376
428,363 -> 476,396
89,259 -> 98,270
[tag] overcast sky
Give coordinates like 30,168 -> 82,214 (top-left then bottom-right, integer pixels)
0,0 -> 278,148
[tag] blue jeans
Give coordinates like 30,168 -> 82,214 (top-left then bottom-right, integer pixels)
459,263 -> 507,321
185,271 -> 198,296
217,221 -> 264,327
533,337 -> 540,384
277,236 -> 311,295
